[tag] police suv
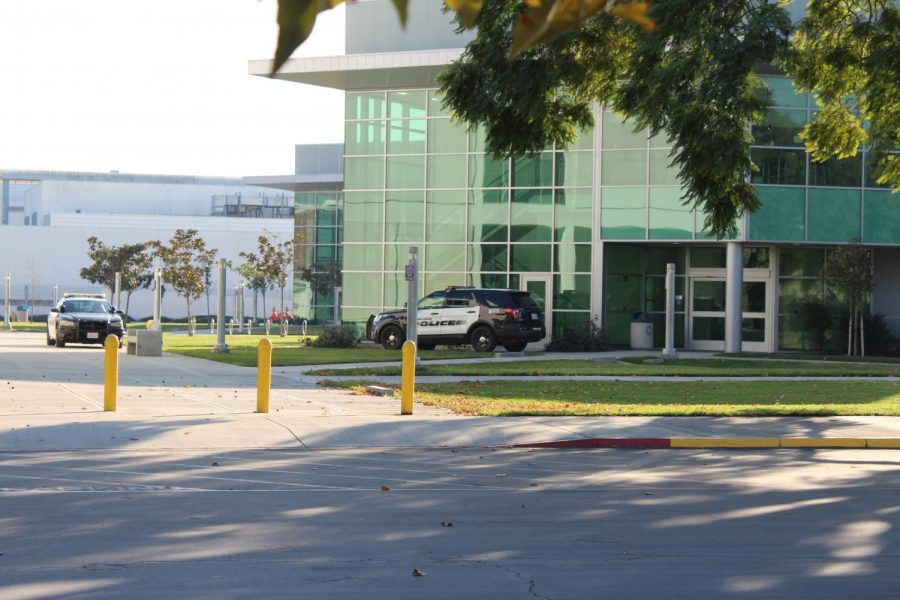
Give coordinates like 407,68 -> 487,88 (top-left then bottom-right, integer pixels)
366,287 -> 545,352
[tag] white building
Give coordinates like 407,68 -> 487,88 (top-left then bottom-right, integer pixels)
0,170 -> 293,321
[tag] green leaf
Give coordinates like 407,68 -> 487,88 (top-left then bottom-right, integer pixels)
272,0 -> 344,76
444,0 -> 484,28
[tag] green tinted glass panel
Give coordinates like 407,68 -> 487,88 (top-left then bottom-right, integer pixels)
510,244 -> 551,272
749,186 -> 805,241
743,247 -> 769,268
383,273 -> 407,308
513,153 -> 554,187
555,189 -> 592,242
780,247 -> 824,278
693,317 -> 725,340
469,154 -> 509,188
601,111 -> 645,149
807,188 -> 861,242
342,273 -> 382,307
343,244 -> 382,271
294,244 -> 314,269
316,227 -> 336,245
605,244 -> 642,274
865,154 -> 892,189
346,92 -> 385,120
510,189 -> 552,242
345,121 -> 385,155
649,187 -> 692,240
469,244 -> 508,271
468,189 -> 508,242
385,191 -> 424,242
427,90 -> 450,117
572,127 -> 594,150
690,247 -> 726,269
693,280 -> 726,311
553,274 -> 590,309
345,157 -> 384,190
646,247 -> 686,274
427,118 -> 468,153
809,155 -> 862,187
384,244 -> 409,271
387,90 -> 427,118
649,150 -> 680,186
426,244 -> 466,272
468,125 -> 487,152
468,273 -> 508,288
343,192 -> 383,243
764,76 -> 807,108
645,275 -> 685,312
743,282 -> 766,313
601,150 -> 647,185
752,108 -> 806,146
425,273 -> 466,293
426,154 -> 466,189
426,190 -> 466,242
553,312 -> 591,338
556,151 -> 593,187
751,148 -> 806,185
601,188 -> 646,240
386,155 -> 425,189
554,244 -> 591,273
864,190 -> 900,243
387,119 -> 426,154
778,278 -> 823,315
650,313 -> 685,348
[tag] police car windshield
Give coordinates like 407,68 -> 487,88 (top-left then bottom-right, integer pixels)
63,300 -> 113,314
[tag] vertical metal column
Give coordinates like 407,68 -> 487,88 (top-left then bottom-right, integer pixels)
213,259 -> 230,354
114,272 -> 122,310
2,274 -> 10,330
406,247 -> 418,346
725,242 -> 743,353
152,268 -> 162,330
662,262 -> 678,358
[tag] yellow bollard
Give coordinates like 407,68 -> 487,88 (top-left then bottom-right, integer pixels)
103,335 -> 118,412
257,338 -> 272,413
400,340 -> 416,415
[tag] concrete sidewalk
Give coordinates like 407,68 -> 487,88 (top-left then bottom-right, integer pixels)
2,331 -> 900,452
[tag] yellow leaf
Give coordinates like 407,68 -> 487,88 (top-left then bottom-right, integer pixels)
444,0 -> 484,29
609,2 -> 656,31
272,0 -> 345,76
391,0 -> 410,27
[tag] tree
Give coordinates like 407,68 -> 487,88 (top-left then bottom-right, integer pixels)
240,232 -> 293,318
272,0 -> 898,238
154,229 -> 217,335
825,240 -> 875,356
80,236 -> 155,317
235,255 -> 270,320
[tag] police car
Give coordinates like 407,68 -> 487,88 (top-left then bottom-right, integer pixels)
366,287 -> 546,352
47,293 -> 126,348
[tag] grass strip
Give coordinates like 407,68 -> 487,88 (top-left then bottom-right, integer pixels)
720,352 -> 900,364
322,379 -> 900,416
308,357 -> 900,377
162,334 -> 491,367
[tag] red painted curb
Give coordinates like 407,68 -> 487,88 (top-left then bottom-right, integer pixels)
513,438 -> 671,449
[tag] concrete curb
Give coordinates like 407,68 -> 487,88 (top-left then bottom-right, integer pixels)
512,438 -> 900,449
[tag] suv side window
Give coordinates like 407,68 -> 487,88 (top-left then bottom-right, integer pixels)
474,290 -> 511,308
445,289 -> 476,307
417,291 -> 446,310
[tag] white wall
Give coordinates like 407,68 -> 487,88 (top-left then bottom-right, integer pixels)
0,216 -> 292,320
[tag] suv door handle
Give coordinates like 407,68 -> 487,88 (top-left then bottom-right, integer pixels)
467,310 -> 476,313
430,312 -> 440,315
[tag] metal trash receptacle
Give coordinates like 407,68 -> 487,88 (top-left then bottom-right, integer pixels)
630,312 -> 654,349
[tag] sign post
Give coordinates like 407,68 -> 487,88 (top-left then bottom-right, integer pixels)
2,274 -> 10,330
405,247 -> 418,346
662,262 -> 677,358
213,259 -> 230,354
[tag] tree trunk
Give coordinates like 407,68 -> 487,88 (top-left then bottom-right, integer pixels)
847,303 -> 853,356
860,308 -> 865,357
125,290 -> 133,321
186,296 -> 193,337
261,289 -> 267,319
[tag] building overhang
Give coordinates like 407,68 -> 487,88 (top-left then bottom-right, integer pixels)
243,174 -> 343,193
249,49 -> 463,91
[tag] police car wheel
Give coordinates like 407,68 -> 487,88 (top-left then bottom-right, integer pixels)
470,326 -> 497,352
380,325 -> 405,350
503,342 -> 527,352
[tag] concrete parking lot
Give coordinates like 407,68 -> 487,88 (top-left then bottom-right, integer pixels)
2,332 -> 900,598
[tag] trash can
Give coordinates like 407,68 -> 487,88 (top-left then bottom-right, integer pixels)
15,305 -> 29,322
630,312 -> 654,349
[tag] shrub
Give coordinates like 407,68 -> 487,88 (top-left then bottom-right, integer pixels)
303,326 -> 357,348
544,321 -> 609,352
794,296 -> 834,352
831,312 -> 900,357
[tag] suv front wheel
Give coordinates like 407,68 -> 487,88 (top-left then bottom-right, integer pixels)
380,324 -> 405,350
470,326 -> 497,352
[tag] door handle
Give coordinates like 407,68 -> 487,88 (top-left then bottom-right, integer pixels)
430,312 -> 439,315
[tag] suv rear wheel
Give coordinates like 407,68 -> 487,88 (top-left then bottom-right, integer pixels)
380,324 -> 405,350
470,326 -> 497,352
502,342 -> 527,352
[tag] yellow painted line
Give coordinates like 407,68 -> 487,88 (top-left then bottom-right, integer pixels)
866,439 -> 900,448
671,438 -> 779,448
780,438 -> 866,448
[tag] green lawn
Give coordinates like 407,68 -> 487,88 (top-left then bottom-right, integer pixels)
162,334 -> 492,366
0,322 -> 47,333
720,352 -> 900,364
323,379 -> 900,416
308,357 -> 900,377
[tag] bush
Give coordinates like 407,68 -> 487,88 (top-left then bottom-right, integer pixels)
794,296 -> 834,352
544,321 -> 609,352
303,326 -> 358,348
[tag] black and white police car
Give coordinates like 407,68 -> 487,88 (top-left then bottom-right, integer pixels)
47,293 -> 126,348
366,287 -> 545,352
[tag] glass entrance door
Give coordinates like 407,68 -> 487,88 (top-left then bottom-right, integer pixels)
740,279 -> 769,352
689,278 -> 769,351
521,274 -> 552,349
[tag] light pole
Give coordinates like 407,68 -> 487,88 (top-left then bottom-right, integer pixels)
2,274 -> 11,330
213,259 -> 229,353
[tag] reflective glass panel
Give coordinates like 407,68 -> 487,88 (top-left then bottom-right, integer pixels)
763,76 -> 807,108
426,244 -> 466,272
344,157 -> 384,190
388,90 -> 427,118
383,273 -> 407,308
601,150 -> 647,185
427,154 -> 466,189
693,316 -> 725,341
750,148 -> 806,185
343,243 -> 382,271
468,189 -> 508,242
742,318 -> 765,342
780,248 -> 824,278
600,188 -> 647,240
342,273 -> 382,307
809,155 -> 862,187
343,192 -> 383,243
555,189 -> 592,242
693,281 -> 726,311
743,247 -> 770,269
751,108 -> 806,147
556,151 -> 593,187
743,282 -> 766,313
649,187 -> 692,240
601,111 -> 646,149
469,154 -> 509,188
554,244 -> 591,273
469,244 -> 508,272
386,155 -> 425,189
864,190 -> 900,243
807,188 -> 861,242
387,119 -> 426,154
426,190 -> 466,242
427,118 -> 468,153
646,247 -> 686,274
345,121 -> 385,155
553,312 -> 591,338
553,274 -> 590,309
510,244 -> 551,272
346,92 -> 385,120
606,244 -> 642,274
749,186 -> 805,241
690,246 -> 726,269
427,90 -> 450,117
512,153 -> 554,187
649,150 -> 681,186
510,189 -> 552,242
385,191 -> 424,242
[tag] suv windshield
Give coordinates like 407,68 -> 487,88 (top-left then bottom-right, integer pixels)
510,292 -> 540,311
63,300 -> 113,314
